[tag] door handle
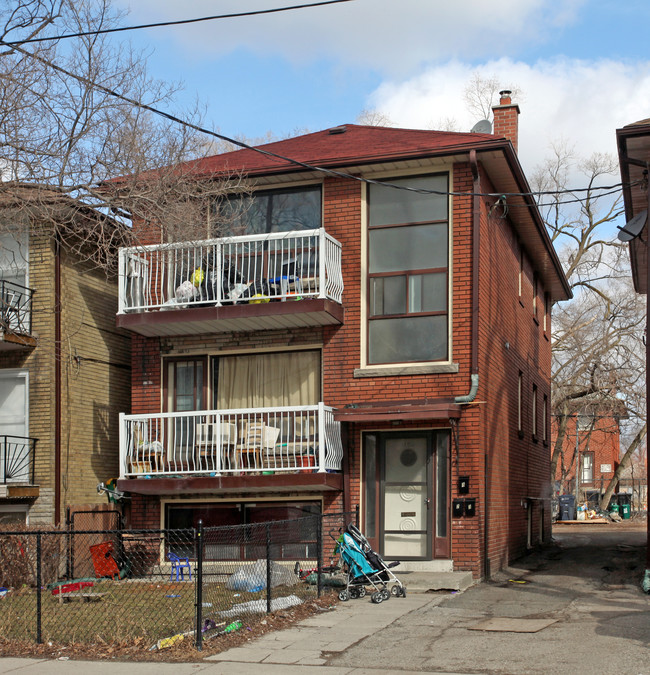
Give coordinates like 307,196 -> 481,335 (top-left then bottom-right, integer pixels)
425,498 -> 431,508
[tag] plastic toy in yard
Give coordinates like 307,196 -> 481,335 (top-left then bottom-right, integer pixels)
335,523 -> 406,603
89,541 -> 129,580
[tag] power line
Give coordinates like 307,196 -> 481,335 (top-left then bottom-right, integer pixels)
0,39 -> 638,204
4,0 -> 356,45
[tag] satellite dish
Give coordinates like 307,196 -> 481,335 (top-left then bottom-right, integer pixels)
617,210 -> 647,242
470,119 -> 492,134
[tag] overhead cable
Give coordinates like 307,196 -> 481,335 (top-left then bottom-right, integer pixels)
4,0 -> 356,45
0,39 -> 636,204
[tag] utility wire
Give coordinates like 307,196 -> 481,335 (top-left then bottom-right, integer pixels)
4,0 -> 356,45
0,39 -> 638,204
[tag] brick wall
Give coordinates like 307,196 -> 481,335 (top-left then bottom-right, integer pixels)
0,234 -> 131,524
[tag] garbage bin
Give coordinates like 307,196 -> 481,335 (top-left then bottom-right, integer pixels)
609,502 -> 620,515
558,494 -> 576,521
616,493 -> 632,519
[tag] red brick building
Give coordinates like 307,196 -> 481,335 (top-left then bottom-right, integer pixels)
552,411 -> 622,502
115,93 -> 570,578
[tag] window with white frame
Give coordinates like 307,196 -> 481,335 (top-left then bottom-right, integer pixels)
367,174 -> 449,364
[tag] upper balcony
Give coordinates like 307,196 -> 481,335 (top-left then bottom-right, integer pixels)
116,229 -> 344,337
0,280 -> 36,350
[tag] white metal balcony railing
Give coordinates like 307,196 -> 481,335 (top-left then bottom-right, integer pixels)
118,229 -> 343,314
119,404 -> 343,478
0,280 -> 33,335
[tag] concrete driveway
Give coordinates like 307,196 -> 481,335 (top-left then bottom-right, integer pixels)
328,520 -> 649,675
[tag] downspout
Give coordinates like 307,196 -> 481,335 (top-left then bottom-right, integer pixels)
54,237 -> 62,526
455,150 -> 480,404
453,150 -> 488,578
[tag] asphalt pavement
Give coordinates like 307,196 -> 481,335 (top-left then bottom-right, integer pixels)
1,521 -> 648,675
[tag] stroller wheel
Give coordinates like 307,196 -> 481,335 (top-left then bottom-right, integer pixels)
357,586 -> 366,598
371,591 -> 383,604
338,590 -> 350,602
401,586 -> 407,597
380,588 -> 390,601
349,588 -> 359,599
391,585 -> 400,597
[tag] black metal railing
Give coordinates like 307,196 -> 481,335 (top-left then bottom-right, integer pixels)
0,279 -> 33,335
0,509 -> 358,650
1,435 -> 37,484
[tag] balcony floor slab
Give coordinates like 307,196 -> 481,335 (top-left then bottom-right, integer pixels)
116,298 -> 343,336
117,471 -> 343,496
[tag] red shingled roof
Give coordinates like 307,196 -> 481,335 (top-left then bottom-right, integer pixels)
184,124 -> 501,177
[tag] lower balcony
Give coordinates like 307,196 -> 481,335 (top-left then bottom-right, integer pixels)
118,404 -> 343,495
0,435 -> 39,499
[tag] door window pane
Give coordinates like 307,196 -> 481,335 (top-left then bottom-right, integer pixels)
369,315 -> 447,364
436,436 -> 448,539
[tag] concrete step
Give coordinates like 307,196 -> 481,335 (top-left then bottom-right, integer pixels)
393,569 -> 475,593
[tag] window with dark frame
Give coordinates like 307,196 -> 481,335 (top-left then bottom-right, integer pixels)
367,174 -> 449,365
532,383 -> 538,437
543,394 -> 548,442
217,185 -> 322,235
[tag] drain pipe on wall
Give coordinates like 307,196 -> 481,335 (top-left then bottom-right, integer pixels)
455,149 -> 480,403
454,150 -> 489,578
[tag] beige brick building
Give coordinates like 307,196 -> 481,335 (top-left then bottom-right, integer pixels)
0,190 -> 130,525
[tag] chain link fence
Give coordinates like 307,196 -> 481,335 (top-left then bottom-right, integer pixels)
0,510 -> 356,650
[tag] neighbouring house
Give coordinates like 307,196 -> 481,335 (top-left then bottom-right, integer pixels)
115,92 -> 570,578
616,119 -> 650,587
551,403 -> 625,504
0,186 -> 131,526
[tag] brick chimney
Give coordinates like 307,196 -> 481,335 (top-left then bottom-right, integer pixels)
492,90 -> 520,153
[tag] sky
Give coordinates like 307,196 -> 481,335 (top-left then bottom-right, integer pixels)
111,0 -> 650,183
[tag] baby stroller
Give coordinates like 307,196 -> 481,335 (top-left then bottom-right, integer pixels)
335,523 -> 406,603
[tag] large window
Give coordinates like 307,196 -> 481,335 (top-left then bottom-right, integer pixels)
218,186 -> 321,235
367,174 -> 449,364
165,351 -> 321,412
166,501 -> 321,560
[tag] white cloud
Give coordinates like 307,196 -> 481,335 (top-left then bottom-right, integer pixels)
368,57 -> 650,176
115,0 -> 584,75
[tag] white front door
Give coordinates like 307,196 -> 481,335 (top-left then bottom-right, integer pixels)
0,370 -> 29,482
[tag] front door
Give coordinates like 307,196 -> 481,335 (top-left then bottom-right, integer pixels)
363,430 -> 450,560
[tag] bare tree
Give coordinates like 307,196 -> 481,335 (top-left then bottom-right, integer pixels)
0,0 -> 245,272
534,143 -> 647,509
463,72 -> 522,122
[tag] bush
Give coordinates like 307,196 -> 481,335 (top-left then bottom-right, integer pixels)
0,525 -> 63,588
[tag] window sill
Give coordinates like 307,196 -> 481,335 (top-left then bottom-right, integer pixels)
533,316 -> 539,326
354,363 -> 459,378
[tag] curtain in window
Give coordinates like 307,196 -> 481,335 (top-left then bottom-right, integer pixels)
217,351 -> 320,409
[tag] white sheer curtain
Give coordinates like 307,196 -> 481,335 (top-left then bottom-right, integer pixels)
217,351 -> 320,409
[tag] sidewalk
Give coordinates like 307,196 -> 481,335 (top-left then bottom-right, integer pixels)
0,593 -> 469,675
